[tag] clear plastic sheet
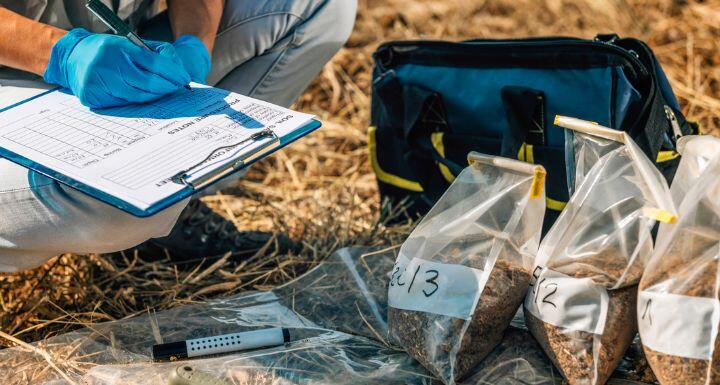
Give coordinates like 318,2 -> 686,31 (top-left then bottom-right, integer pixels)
1,247 -> 428,385
524,116 -> 675,385
638,138 -> 720,385
81,332 -> 431,385
385,152 -> 546,384
2,250 -> 655,384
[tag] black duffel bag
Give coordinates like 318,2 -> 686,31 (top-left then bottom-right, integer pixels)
369,34 -> 697,231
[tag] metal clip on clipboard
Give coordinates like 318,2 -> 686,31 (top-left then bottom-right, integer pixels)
170,129 -> 280,189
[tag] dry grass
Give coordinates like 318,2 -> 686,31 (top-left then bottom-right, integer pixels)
1,0 -> 719,349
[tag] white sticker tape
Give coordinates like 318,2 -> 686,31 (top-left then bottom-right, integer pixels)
524,266 -> 609,335
387,253 -> 489,320
638,290 -> 720,360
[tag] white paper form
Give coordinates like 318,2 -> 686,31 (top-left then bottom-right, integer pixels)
0,83 -> 315,211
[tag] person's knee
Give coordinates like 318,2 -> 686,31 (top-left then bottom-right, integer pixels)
69,205 -> 182,253
0,213 -> 168,272
66,195 -> 187,254
310,0 -> 357,50
207,0 -> 357,104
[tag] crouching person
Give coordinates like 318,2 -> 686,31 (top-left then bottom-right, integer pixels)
0,0 -> 357,271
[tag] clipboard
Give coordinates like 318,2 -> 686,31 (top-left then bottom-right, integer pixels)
0,86 -> 322,217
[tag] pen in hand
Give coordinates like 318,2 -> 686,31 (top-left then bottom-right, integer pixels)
85,0 -> 192,91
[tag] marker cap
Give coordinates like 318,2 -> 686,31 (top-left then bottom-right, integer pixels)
152,340 -> 187,362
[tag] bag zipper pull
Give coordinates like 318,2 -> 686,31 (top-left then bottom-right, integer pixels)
594,34 -> 619,44
598,36 -> 640,59
593,35 -> 648,78
664,105 -> 683,141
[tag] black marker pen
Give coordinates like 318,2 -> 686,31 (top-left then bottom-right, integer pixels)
152,327 -> 291,362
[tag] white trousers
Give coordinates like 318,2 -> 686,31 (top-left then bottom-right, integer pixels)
0,0 -> 356,271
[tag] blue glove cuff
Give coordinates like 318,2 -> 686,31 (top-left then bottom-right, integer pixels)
175,35 -> 211,83
43,28 -> 93,88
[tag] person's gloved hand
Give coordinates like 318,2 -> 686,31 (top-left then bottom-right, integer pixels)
171,35 -> 212,84
44,28 -> 191,109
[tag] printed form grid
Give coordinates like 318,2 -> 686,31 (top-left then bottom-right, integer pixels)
2,111 -> 141,168
1,87 -> 287,193
1,95 -> 210,170
102,123 -> 247,190
2,106 -> 163,168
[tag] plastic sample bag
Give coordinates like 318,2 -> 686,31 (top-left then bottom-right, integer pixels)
638,137 -> 720,385
387,152 -> 547,384
524,116 -> 676,385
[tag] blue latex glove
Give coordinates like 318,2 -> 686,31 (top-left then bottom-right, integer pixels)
44,28 -> 191,108
171,35 -> 212,84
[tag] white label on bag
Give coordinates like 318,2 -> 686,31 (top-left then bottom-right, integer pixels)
638,290 -> 720,360
387,253 -> 489,320
524,266 -> 609,335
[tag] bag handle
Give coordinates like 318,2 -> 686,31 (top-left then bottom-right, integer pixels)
372,75 -> 462,199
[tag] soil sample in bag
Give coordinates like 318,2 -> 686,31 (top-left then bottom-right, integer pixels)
638,211 -> 720,384
387,153 -> 546,385
525,116 -> 677,385
641,260 -> 720,385
389,257 -> 531,381
637,136 -> 720,385
525,267 -> 639,385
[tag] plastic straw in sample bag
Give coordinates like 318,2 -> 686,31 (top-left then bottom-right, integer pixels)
638,137 -> 720,385
387,152 -> 546,385
523,116 -> 677,385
